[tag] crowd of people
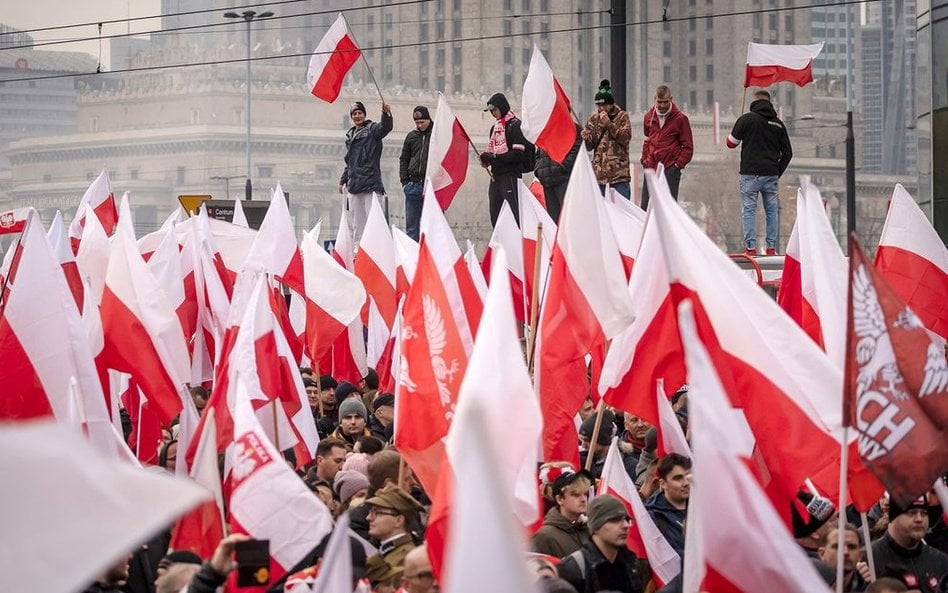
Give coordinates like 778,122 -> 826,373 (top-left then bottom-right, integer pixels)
82,366 -> 948,593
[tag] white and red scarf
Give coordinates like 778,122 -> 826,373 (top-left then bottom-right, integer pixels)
487,111 -> 517,155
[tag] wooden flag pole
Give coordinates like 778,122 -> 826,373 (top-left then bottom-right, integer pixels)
272,399 -> 281,453
740,87 -> 748,113
525,223 -> 544,369
859,511 -> 877,581
584,399 -> 607,472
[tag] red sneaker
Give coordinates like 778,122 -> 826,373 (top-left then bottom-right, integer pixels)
765,248 -> 777,256
743,248 -> 757,257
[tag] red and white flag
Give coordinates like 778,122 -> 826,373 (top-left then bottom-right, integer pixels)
518,180 -> 557,313
678,301 -> 833,593
307,13 -> 361,103
243,184 -> 305,295
428,247 -> 543,576
0,213 -> 121,460
227,367 -> 334,584
598,438 -> 680,588
655,380 -> 692,458
394,240 -> 469,495
778,180 -> 848,367
76,207 -> 113,309
170,414 -> 225,559
326,211 -> 367,383
68,169 -> 118,253
481,202 -> 526,323
393,226 -> 419,299
744,42 -> 824,88
875,183 -> 948,341
464,241 -> 489,303
300,221 -> 365,364
425,95 -> 473,210
100,195 -> 191,426
520,44 -> 576,163
846,234 -> 948,505
0,206 -> 31,235
536,149 -> 634,464
47,210 -> 84,311
354,196 -> 398,329
602,196 -> 646,281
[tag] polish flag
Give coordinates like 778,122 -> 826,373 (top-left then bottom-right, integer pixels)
481,202 -> 526,323
536,149 -> 634,463
354,196 -> 398,329
394,240 -> 469,495
528,179 -> 547,209
100,196 -> 191,426
47,211 -> 84,311
518,180 -> 556,316
875,183 -> 948,341
75,206 -> 112,309
0,206 -> 31,235
602,196 -> 647,280
366,299 -> 389,369
243,184 -> 305,296
744,42 -> 824,88
170,414 -> 225,559
68,169 -> 118,253
328,211 -> 367,383
420,183 -> 483,352
307,13 -> 361,103
393,226 -> 419,300
655,380 -> 692,459
120,380 -> 163,464
520,44 -> 576,163
599,438 -> 680,588
300,221 -> 365,364
778,180 -> 848,367
0,212 -> 121,460
145,224 -> 191,340
425,95 -> 473,210
631,169 -> 843,507
428,247 -> 543,576
227,368 -> 334,584
465,242 -> 489,303
678,301 -> 833,593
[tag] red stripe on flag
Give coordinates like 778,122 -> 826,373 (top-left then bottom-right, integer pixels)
0,315 -> 54,419
744,63 -> 814,88
875,245 -> 948,340
311,37 -> 360,103
535,79 -> 576,163
93,193 -> 118,236
433,118 -> 471,210
355,253 -> 398,329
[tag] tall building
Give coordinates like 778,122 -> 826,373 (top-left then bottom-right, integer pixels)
860,0 -> 917,175
915,0 -> 948,241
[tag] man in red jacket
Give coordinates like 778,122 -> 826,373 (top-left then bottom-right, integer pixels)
639,85 -> 694,210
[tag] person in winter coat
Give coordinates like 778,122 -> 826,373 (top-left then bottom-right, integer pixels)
645,453 -> 691,557
640,85 -> 694,209
480,92 -> 532,227
871,497 -> 948,593
534,122 -> 583,222
339,101 -> 393,244
581,79 -> 632,199
399,105 -> 431,241
726,89 -> 793,256
532,467 -> 593,557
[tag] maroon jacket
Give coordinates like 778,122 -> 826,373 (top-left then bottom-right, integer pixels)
640,103 -> 694,170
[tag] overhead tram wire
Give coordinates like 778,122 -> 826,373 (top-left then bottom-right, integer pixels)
0,0 -> 883,85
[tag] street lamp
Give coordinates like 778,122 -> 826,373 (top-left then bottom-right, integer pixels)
224,9 -> 274,201
210,174 -> 246,198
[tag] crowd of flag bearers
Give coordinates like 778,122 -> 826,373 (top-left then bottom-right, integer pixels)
0,13 -> 947,593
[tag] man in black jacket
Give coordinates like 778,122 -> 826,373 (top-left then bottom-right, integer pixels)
871,497 -> 948,593
339,101 -> 393,244
399,105 -> 431,241
480,92 -> 533,227
726,89 -> 792,256
534,122 -> 582,223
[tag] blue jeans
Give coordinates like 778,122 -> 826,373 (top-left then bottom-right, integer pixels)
403,181 -> 423,241
599,182 -> 631,200
740,174 -> 779,250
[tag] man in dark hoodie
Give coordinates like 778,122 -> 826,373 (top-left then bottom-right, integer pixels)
645,453 -> 691,557
399,105 -> 431,241
339,100 -> 393,244
480,92 -> 532,227
726,89 -> 792,256
640,85 -> 694,209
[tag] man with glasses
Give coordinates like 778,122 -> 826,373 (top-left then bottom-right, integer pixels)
402,545 -> 439,593
558,494 -> 646,593
400,106 -> 432,241
364,484 -> 424,582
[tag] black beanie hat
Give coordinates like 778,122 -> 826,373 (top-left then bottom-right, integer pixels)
484,92 -> 511,116
595,79 -> 615,105
350,101 -> 366,115
412,105 -> 431,120
579,410 -> 617,446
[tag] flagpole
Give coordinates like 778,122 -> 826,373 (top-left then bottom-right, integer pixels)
584,398 -> 607,472
136,393 -> 144,462
859,511 -> 877,580
525,223 -> 544,368
835,425 -> 849,593
272,399 -> 281,453
740,87 -> 748,113
341,14 -> 385,104
316,373 -> 325,419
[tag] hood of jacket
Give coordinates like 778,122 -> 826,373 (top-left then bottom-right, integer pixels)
749,99 -> 778,119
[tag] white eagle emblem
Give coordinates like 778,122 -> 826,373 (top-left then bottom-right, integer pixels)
422,294 -> 459,418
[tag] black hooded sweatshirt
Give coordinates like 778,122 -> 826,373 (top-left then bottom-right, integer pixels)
728,98 -> 793,177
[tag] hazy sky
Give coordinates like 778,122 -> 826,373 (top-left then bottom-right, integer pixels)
5,1 -> 162,67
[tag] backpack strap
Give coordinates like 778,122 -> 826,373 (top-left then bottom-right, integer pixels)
568,549 -> 586,581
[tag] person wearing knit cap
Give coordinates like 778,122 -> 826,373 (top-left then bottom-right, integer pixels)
558,494 -> 645,593
399,105 -> 432,241
330,398 -> 372,448
368,393 -> 395,441
339,99 -> 393,244
578,410 -> 617,481
334,469 -> 370,506
335,381 -> 361,402
480,92 -> 535,227
871,495 -> 948,593
580,79 -> 633,200
314,375 -> 339,437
